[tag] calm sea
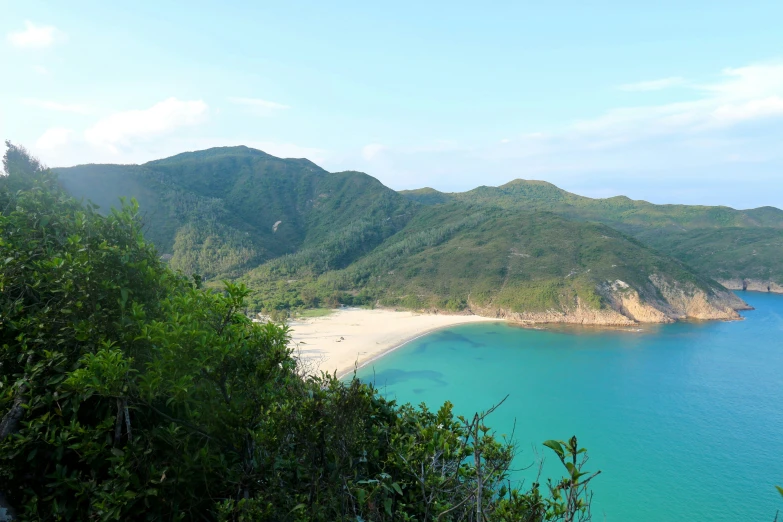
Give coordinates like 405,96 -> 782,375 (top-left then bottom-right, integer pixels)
356,292 -> 783,521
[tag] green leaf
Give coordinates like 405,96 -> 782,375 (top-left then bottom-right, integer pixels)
110,448 -> 125,458
777,485 -> 783,497
543,439 -> 565,458
391,482 -> 403,496
384,497 -> 393,515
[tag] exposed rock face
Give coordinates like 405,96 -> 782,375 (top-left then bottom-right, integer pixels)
472,297 -> 637,326
645,274 -> 750,320
718,278 -> 783,294
468,274 -> 750,326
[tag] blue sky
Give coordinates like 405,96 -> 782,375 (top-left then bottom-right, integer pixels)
3,1 -> 783,209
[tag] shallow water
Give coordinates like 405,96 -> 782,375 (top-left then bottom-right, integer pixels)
356,292 -> 783,521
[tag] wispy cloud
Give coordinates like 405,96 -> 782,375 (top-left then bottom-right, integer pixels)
7,21 -> 65,49
575,64 -> 783,135
36,128 -> 73,150
22,98 -> 92,114
84,98 -> 208,152
228,97 -> 290,115
617,76 -> 687,92
362,143 -> 386,161
355,62 -> 783,207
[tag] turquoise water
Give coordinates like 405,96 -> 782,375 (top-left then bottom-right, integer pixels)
356,292 -> 783,521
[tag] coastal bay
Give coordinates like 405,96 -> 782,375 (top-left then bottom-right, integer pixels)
353,292 -> 783,521
288,308 -> 499,377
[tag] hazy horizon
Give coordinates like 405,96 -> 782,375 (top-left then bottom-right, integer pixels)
4,1 -> 783,209
49,144 -> 779,211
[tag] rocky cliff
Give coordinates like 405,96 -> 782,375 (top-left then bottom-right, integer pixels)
718,278 -> 783,294
469,274 -> 750,326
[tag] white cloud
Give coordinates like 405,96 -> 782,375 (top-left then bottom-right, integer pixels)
228,97 -> 290,115
84,98 -> 208,152
699,64 -> 783,100
36,128 -> 73,150
348,62 -> 783,208
618,77 -> 686,92
570,63 -> 783,136
362,143 -> 386,160
7,21 -> 64,49
22,98 -> 92,114
32,65 -> 48,75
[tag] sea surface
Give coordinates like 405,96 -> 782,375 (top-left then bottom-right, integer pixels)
355,292 -> 783,521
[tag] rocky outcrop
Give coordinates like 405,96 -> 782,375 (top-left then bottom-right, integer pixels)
718,278 -> 783,294
468,274 -> 750,326
645,274 -> 750,319
471,297 -> 637,326
598,279 -> 674,323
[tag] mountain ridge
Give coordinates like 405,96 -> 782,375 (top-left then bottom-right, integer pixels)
54,146 -> 761,324
400,179 -> 783,289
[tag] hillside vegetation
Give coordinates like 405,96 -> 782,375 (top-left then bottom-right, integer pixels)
57,147 -> 752,323
244,203 -> 744,323
401,180 -> 783,287
58,147 -> 414,280
0,143 -> 600,521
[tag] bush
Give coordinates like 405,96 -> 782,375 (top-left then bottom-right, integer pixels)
0,144 -> 599,521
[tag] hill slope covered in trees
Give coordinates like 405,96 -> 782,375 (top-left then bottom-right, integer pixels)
56,146 -> 752,324
0,142 -> 601,521
401,181 -> 783,290
58,147 -> 414,280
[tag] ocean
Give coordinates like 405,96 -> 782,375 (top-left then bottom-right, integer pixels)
356,292 -> 783,521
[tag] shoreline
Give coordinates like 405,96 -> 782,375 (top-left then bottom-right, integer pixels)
336,322 -> 498,380
287,307 -> 499,379
288,290 -> 762,379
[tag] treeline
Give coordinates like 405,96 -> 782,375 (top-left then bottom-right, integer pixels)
240,206 -> 490,313
0,142 -> 599,520
239,205 -> 614,316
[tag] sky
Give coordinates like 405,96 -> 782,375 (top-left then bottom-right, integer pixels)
2,0 -> 783,209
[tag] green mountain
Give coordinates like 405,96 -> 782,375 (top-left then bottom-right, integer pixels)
57,146 -> 415,280
400,180 -> 783,289
57,147 -> 752,325
294,204 -> 747,324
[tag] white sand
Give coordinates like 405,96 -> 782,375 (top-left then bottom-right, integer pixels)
288,308 -> 501,378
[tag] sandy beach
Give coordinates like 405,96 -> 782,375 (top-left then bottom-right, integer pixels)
288,308 -> 500,378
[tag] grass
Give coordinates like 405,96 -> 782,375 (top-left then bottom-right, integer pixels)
296,308 -> 334,318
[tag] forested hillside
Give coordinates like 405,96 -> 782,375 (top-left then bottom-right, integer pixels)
56,146 -> 753,324
401,181 -> 783,288
0,143 -> 599,521
244,203 -> 746,324
58,147 -> 415,280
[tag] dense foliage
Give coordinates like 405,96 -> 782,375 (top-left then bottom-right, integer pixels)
1,143 -> 600,521
57,148 -> 415,282
638,226 -> 783,286
55,147 -> 764,318
241,201 -> 727,316
401,180 -> 783,287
